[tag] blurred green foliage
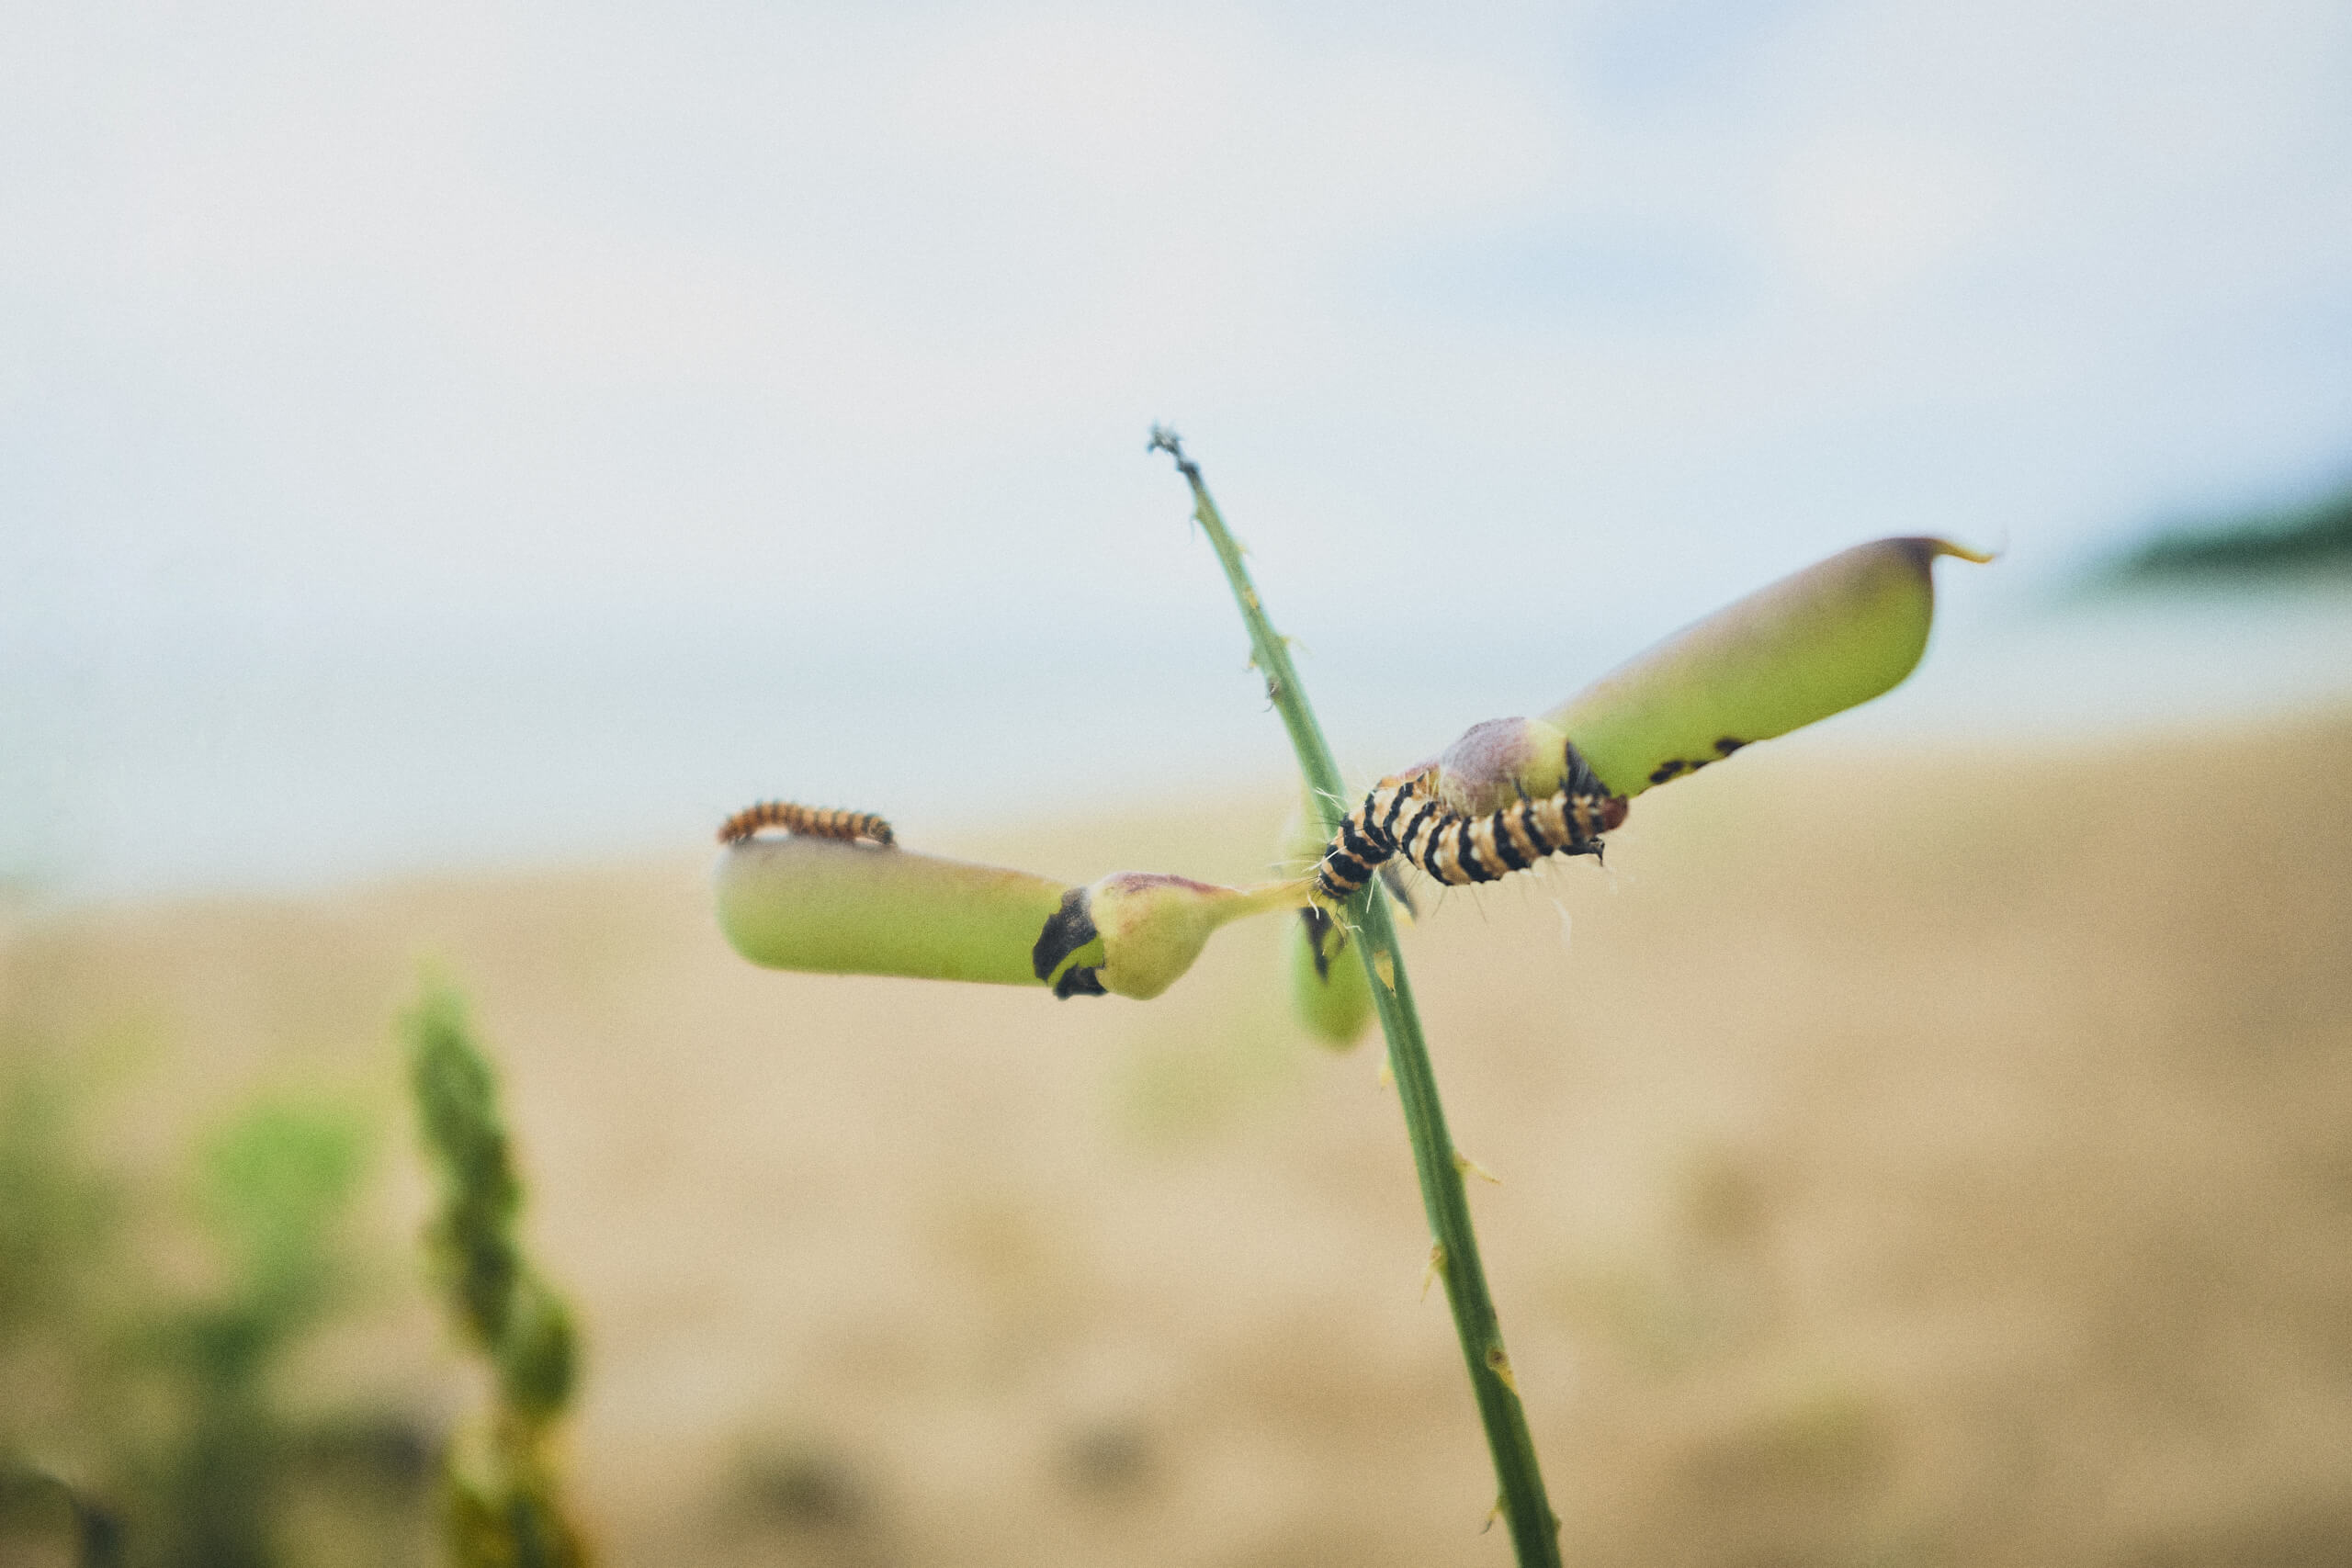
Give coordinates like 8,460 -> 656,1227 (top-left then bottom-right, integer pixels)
2104,480 -> 2352,583
141,1098 -> 369,1568
0,1039 -> 429,1568
194,1102 -> 367,1346
0,1048 -> 130,1565
404,984 -> 588,1568
0,1061 -> 122,1343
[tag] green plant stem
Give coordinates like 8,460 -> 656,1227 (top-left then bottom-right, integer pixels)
1151,429 -> 1560,1565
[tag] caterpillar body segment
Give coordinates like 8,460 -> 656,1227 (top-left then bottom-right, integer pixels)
1312,749 -> 1627,905
718,799 -> 896,848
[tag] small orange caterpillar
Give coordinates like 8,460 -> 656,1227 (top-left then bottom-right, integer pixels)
1314,743 -> 1626,903
717,800 -> 896,848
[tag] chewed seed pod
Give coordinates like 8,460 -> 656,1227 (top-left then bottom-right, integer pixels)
717,830 -> 1311,1001
1544,536 -> 1991,800
1431,717 -> 1572,817
1306,536 -> 1986,905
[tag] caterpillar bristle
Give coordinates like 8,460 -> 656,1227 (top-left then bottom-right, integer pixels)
718,800 -> 897,849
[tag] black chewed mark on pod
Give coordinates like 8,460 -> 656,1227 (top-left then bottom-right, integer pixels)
1033,887 -> 1103,998
1052,965 -> 1107,998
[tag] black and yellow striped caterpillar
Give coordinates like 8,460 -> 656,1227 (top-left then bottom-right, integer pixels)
1314,742 -> 1626,903
718,800 -> 896,848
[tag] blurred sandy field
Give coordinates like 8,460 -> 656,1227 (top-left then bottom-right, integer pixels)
5,710 -> 2350,1567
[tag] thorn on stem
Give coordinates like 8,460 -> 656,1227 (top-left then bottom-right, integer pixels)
1423,1242 -> 1448,1301
1454,1152 -> 1503,1185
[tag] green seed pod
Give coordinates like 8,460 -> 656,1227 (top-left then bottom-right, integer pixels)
1542,536 -> 1991,799
1289,907 -> 1374,1046
1074,873 -> 1308,1000
716,832 -> 1310,1001
1278,795 -> 1374,1047
717,834 -> 1089,988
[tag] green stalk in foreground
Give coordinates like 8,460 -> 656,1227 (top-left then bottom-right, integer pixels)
405,985 -> 590,1568
1148,428 -> 1561,1564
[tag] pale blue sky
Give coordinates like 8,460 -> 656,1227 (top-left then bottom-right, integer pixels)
5,1 -> 2349,894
